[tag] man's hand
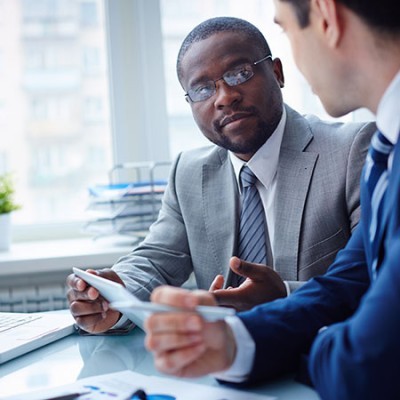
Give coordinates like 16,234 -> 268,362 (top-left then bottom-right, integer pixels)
66,268 -> 124,333
145,286 -> 236,378
209,256 -> 287,311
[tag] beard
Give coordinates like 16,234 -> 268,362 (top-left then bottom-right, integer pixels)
210,105 -> 282,155
213,119 -> 271,154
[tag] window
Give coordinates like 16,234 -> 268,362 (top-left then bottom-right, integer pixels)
0,0 -> 112,232
1,0 -> 373,242
80,0 -> 98,27
82,47 -> 101,74
84,97 -> 104,123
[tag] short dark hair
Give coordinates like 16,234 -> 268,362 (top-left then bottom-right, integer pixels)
176,17 -> 272,83
280,0 -> 400,33
280,0 -> 311,28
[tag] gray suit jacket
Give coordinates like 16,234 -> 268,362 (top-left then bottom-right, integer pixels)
113,105 -> 375,298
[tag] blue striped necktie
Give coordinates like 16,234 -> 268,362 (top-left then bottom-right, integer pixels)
364,130 -> 394,279
237,166 -> 267,264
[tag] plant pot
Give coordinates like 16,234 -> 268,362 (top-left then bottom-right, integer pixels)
0,213 -> 11,251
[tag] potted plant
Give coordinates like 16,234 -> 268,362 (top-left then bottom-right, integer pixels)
0,173 -> 21,251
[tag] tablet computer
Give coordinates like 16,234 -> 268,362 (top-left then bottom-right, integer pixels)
72,268 -> 235,330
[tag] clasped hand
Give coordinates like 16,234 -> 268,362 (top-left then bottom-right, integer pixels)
144,286 -> 237,378
209,256 -> 287,311
66,268 -> 124,333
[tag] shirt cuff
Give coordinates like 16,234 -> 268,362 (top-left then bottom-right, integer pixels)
211,316 -> 255,383
111,314 -> 130,329
318,325 -> 328,334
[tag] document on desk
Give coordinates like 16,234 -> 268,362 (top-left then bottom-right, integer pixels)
3,369 -> 276,400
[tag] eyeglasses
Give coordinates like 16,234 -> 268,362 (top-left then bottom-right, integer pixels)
185,55 -> 272,103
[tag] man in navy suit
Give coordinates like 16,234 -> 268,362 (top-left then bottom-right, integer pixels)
145,1 -> 400,398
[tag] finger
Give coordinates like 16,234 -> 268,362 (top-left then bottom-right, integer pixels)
230,256 -> 271,281
153,342 -> 207,376
68,268 -> 121,301
191,290 -> 218,306
74,312 -> 105,329
74,309 -> 120,333
151,286 -> 198,309
209,275 -> 224,291
145,330 -> 203,353
145,312 -> 203,335
66,273 -> 88,292
70,299 -> 120,332
66,284 -> 100,302
66,270 -> 102,301
69,298 -> 107,318
212,288 -> 241,309
153,321 -> 233,377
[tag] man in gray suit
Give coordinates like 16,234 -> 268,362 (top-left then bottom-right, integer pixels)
67,17 -> 374,333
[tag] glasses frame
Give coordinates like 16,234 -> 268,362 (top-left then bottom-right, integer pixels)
185,54 -> 273,103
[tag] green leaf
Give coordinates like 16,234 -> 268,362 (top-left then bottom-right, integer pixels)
0,173 -> 22,214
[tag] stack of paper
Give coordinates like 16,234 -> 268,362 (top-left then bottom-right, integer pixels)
84,162 -> 170,241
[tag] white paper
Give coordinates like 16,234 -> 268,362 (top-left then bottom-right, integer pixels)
3,370 -> 276,400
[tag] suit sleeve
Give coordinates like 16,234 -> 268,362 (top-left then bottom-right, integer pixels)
345,122 -> 375,232
309,227 -> 400,399
237,224 -> 370,383
112,153 -> 194,300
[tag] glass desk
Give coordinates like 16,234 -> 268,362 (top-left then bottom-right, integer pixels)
0,327 -> 320,399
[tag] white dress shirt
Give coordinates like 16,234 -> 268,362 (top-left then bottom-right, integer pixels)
376,70 -> 400,165
229,107 -> 291,296
217,70 -> 400,383
229,106 -> 287,257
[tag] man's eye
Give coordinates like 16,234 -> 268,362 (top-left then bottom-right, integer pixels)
234,68 -> 252,81
194,84 -> 213,95
226,66 -> 253,85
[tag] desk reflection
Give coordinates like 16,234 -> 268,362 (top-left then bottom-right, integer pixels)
76,329 -> 149,379
0,326 -> 320,399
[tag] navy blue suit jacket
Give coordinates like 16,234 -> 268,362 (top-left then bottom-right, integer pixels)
238,138 -> 400,399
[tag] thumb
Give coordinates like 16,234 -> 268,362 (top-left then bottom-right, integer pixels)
229,256 -> 269,281
209,275 -> 224,291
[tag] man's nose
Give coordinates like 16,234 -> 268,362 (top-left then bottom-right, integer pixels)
213,79 -> 242,108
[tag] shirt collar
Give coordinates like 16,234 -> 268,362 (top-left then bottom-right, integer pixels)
376,70 -> 400,145
229,106 -> 286,190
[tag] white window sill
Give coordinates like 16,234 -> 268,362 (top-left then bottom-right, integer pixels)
0,237 -> 134,277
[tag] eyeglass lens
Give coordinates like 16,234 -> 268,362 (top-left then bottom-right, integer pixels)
188,63 -> 255,102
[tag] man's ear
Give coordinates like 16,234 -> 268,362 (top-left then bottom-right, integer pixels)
272,57 -> 285,88
311,0 -> 342,47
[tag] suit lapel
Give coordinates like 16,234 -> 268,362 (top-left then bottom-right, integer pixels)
375,139 -> 400,273
202,147 -> 239,282
380,140 -> 400,230
273,106 -> 318,281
